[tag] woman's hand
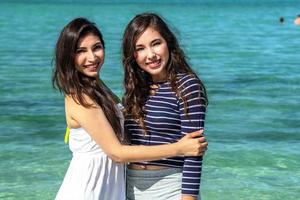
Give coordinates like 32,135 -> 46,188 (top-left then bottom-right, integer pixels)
177,130 -> 208,156
181,195 -> 198,200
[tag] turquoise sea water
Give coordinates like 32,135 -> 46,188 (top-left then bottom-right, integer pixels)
0,0 -> 299,199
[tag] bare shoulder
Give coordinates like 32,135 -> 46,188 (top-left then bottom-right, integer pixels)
65,94 -> 105,128
64,95 -> 79,128
65,95 -> 74,105
65,94 -> 96,120
65,94 -> 97,108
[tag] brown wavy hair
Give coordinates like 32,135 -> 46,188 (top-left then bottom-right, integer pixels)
52,18 -> 123,141
122,13 -> 208,131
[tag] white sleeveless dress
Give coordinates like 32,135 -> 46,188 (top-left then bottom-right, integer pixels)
55,105 -> 125,200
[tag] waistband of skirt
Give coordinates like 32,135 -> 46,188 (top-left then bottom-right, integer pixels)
126,166 -> 182,178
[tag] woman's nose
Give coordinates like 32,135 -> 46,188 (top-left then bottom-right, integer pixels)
87,50 -> 96,61
147,49 -> 156,60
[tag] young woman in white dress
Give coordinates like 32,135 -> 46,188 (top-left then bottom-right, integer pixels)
52,18 -> 208,200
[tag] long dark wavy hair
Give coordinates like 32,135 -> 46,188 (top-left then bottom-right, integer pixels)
52,17 -> 123,141
122,13 -> 208,130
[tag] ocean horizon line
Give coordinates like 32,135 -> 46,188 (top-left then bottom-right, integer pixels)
1,0 -> 298,6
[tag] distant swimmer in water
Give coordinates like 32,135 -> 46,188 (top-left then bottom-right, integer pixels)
294,15 -> 300,25
279,17 -> 284,24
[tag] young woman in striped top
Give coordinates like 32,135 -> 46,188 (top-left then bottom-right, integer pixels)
123,13 -> 208,200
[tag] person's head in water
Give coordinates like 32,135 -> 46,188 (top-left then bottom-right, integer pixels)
294,15 -> 300,25
279,17 -> 284,24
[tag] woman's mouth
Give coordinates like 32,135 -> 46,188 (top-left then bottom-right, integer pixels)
84,63 -> 100,71
87,67 -> 98,72
147,59 -> 161,69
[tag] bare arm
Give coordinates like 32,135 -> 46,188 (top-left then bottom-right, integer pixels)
182,196 -> 198,200
66,96 -> 207,163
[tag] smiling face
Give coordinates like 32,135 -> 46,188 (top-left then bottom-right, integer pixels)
75,33 -> 104,78
134,27 -> 169,82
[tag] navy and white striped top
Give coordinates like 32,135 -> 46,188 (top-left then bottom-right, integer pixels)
124,73 -> 207,196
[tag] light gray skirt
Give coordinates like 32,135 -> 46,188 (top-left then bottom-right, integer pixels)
126,167 -> 182,200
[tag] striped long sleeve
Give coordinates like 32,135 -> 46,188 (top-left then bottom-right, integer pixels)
178,74 -> 207,196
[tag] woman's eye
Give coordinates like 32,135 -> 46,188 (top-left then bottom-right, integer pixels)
135,47 -> 144,52
94,45 -> 103,51
76,49 -> 84,54
153,42 -> 161,46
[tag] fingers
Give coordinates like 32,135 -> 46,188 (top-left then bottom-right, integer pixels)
198,142 -> 208,156
188,129 -> 204,138
196,149 -> 207,156
199,150 -> 207,156
200,142 -> 208,149
198,136 -> 206,143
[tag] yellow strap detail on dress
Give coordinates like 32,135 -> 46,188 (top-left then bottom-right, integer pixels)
64,127 -> 70,144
